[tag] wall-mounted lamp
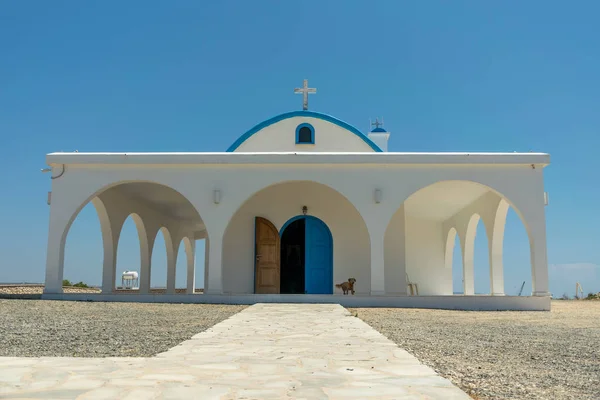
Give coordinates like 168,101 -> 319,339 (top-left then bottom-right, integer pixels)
302,205 -> 308,215
544,192 -> 549,206
213,189 -> 221,204
374,189 -> 382,204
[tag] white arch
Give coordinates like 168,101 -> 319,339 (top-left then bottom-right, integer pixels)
222,179 -> 371,295
223,179 -> 369,236
48,180 -> 206,295
384,179 -> 540,296
385,179 -> 543,295
58,180 -> 205,259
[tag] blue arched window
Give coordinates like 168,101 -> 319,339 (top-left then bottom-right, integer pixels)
295,123 -> 315,144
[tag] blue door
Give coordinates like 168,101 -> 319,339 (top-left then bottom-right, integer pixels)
305,217 -> 333,294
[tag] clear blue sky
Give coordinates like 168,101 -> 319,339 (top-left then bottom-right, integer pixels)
1,1 -> 598,296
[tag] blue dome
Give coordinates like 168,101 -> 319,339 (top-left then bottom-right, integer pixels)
371,127 -> 387,133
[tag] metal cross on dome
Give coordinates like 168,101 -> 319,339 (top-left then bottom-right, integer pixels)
371,118 -> 384,129
294,79 -> 316,110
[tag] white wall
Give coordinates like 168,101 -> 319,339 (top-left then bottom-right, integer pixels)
43,157 -> 550,297
234,117 -> 376,153
405,215 -> 451,295
222,181 -> 371,294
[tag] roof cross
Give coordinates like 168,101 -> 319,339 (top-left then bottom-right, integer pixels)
294,79 -> 317,110
371,118 -> 384,129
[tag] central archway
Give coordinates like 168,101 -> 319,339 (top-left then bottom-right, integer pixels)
222,180 -> 370,295
280,215 -> 333,295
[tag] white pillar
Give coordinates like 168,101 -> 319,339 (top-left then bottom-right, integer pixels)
529,209 -> 551,297
370,229 -> 386,296
461,214 -> 478,296
462,251 -> 475,295
44,212 -> 68,294
186,239 -> 196,294
488,199 -> 509,296
101,238 -> 116,293
166,245 -> 177,295
93,197 -> 117,294
489,240 -> 505,296
204,237 -> 210,293
384,205 -> 407,295
205,232 -> 223,295
139,255 -> 151,294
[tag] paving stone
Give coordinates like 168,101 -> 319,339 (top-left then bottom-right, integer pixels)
0,303 -> 470,399
121,387 -> 160,400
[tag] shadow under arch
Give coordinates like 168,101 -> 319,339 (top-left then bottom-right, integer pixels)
222,179 -> 371,295
384,179 -> 533,296
391,179 -> 531,236
57,180 -> 207,293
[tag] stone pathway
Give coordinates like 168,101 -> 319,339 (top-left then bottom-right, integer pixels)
0,304 -> 470,399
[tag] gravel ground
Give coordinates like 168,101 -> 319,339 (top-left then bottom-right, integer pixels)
0,285 -> 101,295
351,300 -> 600,400
0,285 -> 203,295
0,300 -> 246,357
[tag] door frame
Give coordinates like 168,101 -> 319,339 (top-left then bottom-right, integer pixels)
279,215 -> 330,236
279,215 -> 334,294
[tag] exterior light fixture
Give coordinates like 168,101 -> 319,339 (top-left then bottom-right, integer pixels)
213,189 -> 221,204
374,189 -> 382,204
302,205 -> 308,215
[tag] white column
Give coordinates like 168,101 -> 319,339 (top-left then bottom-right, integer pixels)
461,215 -> 478,296
91,197 -> 118,294
203,237 -> 210,293
529,210 -> 551,297
139,258 -> 151,293
462,250 -> 475,295
384,205 -> 407,295
93,194 -> 135,294
139,241 -> 152,294
101,238 -> 116,293
166,245 -> 177,295
44,212 -> 68,294
489,242 -> 505,296
489,199 -> 509,296
186,240 -> 196,294
205,232 -> 223,295
370,229 -> 386,296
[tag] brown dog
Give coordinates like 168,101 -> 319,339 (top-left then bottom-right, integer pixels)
335,278 -> 356,295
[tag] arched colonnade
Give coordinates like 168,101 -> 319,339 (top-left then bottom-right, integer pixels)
45,178 -> 548,297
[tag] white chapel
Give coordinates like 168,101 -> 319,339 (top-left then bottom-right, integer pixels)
42,80 -> 552,310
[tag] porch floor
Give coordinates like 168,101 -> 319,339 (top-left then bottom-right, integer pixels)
41,293 -> 551,311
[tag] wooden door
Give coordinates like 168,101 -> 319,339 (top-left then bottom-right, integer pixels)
255,217 -> 280,294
